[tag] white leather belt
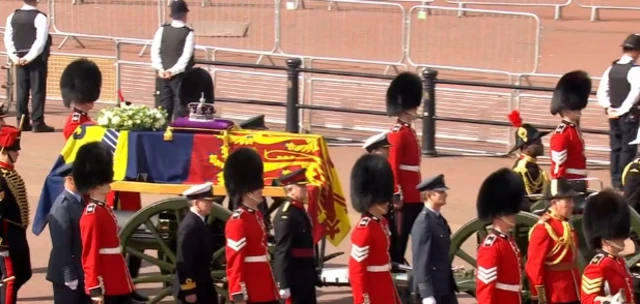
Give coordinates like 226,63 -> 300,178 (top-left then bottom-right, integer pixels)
98,247 -> 122,254
399,164 -> 420,172
244,255 -> 269,263
495,283 -> 521,292
366,264 -> 390,272
566,168 -> 587,176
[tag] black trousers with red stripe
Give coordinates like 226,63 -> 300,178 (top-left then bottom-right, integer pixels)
0,229 -> 32,304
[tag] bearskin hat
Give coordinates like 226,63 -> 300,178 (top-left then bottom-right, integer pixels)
583,189 -> 630,249
386,72 -> 423,117
350,154 -> 394,213
550,70 -> 591,116
223,147 -> 264,206
60,59 -> 103,108
72,142 -> 114,194
477,168 -> 525,222
178,68 -> 214,106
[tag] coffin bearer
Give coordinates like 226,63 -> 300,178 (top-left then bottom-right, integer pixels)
597,34 -> 640,191
224,147 -> 280,304
349,154 -> 402,304
525,178 -> 581,304
75,142 -> 136,304
273,168 -> 317,304
173,182 -> 217,304
0,125 -> 32,304
508,110 -> 550,199
475,168 -> 525,304
550,71 -> 592,192
151,0 -> 195,121
386,72 -> 423,262
411,174 -> 458,304
46,163 -> 92,304
363,131 -> 392,157
2,0 -> 54,132
60,59 -> 100,140
580,189 -> 634,304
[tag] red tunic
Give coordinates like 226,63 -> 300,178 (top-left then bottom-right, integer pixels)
387,119 -> 421,203
581,251 -> 635,304
348,214 -> 401,304
79,199 -> 134,297
225,204 -> 279,303
550,120 -> 587,180
525,211 -> 580,303
62,108 -> 94,140
476,229 -> 522,304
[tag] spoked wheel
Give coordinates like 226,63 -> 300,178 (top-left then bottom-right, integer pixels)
119,197 -> 233,303
448,212 -> 540,297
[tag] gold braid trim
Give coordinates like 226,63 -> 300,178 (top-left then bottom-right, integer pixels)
543,220 -> 573,265
513,159 -> 546,195
1,169 -> 29,228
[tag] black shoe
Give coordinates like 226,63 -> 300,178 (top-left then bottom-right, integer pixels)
32,123 -> 54,133
19,124 -> 32,132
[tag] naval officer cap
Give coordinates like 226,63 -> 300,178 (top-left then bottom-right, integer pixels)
278,168 -> 309,186
55,163 -> 74,177
362,132 -> 391,153
416,174 -> 449,192
182,182 -> 215,200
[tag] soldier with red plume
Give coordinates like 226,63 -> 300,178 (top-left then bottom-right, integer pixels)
549,71 -> 592,191
385,72 -> 423,263
508,110 -> 550,199
348,154 -> 402,304
475,168 -> 525,304
580,189 -> 634,304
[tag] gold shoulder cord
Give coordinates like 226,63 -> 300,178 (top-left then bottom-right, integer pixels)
544,221 -> 573,265
1,169 -> 30,228
513,161 -> 545,195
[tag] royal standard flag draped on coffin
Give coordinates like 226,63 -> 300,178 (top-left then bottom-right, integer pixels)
33,125 -> 350,247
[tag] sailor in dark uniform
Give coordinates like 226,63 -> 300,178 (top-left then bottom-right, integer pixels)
150,0 -> 195,121
597,33 -> 640,190
173,182 -> 217,304
411,174 -> 458,304
45,163 -> 92,304
3,0 -> 54,132
273,168 -> 317,304
508,110 -> 550,203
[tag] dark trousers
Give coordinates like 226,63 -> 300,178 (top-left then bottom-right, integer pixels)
159,75 -> 186,121
415,294 -> 458,304
104,294 -> 132,304
15,58 -> 47,125
610,116 -> 639,189
385,211 -> 403,264
52,283 -> 92,304
398,203 -> 424,261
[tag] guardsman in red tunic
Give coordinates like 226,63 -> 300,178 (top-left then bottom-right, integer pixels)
385,72 -> 423,263
60,59 -> 98,140
549,71 -> 592,191
74,142 -> 136,304
224,147 -> 279,304
475,168 -> 526,304
348,154 -> 402,304
525,178 -> 581,304
0,125 -> 32,304
581,189 -> 634,304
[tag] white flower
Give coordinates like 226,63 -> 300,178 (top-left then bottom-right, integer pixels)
111,115 -> 121,126
97,115 -> 109,126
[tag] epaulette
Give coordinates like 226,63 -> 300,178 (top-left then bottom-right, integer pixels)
483,234 -> 497,247
590,253 -> 605,265
231,209 -> 244,220
358,217 -> 371,227
85,203 -> 97,214
391,123 -> 402,132
72,112 -> 81,123
554,123 -> 566,134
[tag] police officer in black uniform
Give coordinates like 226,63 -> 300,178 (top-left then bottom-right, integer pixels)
3,0 -> 54,132
411,174 -> 458,304
597,33 -> 640,191
173,182 -> 217,304
273,168 -> 318,304
150,0 -> 195,121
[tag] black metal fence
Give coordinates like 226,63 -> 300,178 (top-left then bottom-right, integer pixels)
196,58 -> 602,157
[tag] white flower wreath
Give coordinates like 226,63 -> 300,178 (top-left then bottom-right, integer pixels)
97,104 -> 168,130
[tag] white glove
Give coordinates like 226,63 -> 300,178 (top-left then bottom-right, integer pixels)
279,288 -> 291,299
0,251 -> 9,258
422,297 -> 436,304
65,279 -> 78,291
